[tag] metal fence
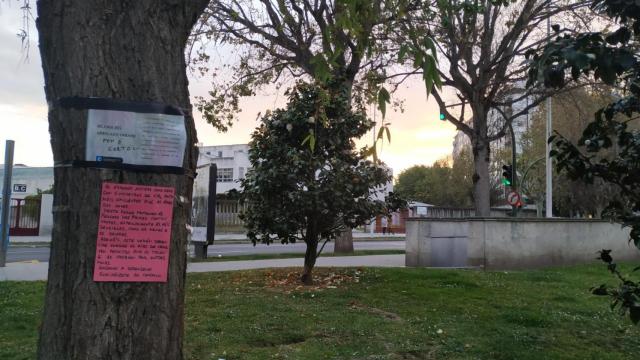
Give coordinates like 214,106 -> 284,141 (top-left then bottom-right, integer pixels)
192,197 -> 246,232
426,207 -> 475,218
3,198 -> 41,236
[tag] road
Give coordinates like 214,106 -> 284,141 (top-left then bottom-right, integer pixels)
6,241 -> 405,263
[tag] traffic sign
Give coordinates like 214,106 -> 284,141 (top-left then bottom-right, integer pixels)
507,191 -> 521,206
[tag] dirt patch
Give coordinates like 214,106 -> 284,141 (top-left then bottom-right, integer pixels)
348,300 -> 403,322
263,268 -> 363,293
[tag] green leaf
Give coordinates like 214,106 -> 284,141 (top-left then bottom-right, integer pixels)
378,87 -> 391,119
363,144 -> 378,163
423,37 -> 438,58
310,54 -> 331,83
423,55 -> 441,94
301,133 -> 316,152
398,44 -> 410,62
385,126 -> 391,143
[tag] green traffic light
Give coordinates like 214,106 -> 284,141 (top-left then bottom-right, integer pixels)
502,179 -> 511,186
439,113 -> 445,121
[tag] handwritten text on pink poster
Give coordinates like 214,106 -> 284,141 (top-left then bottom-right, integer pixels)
94,182 -> 174,282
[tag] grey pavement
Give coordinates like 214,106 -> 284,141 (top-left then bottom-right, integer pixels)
8,231 -> 405,243
0,261 -> 50,281
7,240 -> 405,263
0,255 -> 405,281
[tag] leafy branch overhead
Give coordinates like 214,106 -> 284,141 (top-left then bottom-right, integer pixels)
528,0 -> 640,325
192,0 -> 410,131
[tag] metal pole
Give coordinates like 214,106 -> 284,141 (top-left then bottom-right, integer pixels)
1,140 -> 15,267
508,122 -> 518,217
545,16 -> 553,218
206,164 -> 217,246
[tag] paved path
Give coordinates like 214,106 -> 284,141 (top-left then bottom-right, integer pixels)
7,240 -> 405,263
8,232 -> 405,243
0,255 -> 405,281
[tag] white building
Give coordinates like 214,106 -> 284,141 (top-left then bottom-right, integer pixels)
193,144 -> 251,197
0,165 -> 54,199
193,143 -> 394,198
452,130 -> 471,158
452,86 -> 534,157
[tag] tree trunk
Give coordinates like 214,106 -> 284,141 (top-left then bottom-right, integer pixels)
301,237 -> 319,285
334,227 -> 354,254
472,135 -> 492,217
325,79 -> 356,253
36,1 -> 208,359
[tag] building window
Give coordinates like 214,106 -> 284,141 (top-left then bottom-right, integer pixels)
218,151 -> 223,157
217,168 -> 233,182
239,167 -> 245,179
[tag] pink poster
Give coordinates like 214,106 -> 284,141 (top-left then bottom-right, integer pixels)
93,182 -> 174,282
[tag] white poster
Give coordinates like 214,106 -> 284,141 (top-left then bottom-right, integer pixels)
86,109 -> 187,167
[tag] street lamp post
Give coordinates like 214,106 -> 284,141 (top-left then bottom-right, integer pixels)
1,140 -> 15,267
545,16 -> 553,218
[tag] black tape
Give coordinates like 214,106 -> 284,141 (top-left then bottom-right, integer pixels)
55,96 -> 184,115
66,160 -> 187,175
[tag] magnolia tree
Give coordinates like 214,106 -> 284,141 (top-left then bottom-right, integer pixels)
241,82 -> 404,284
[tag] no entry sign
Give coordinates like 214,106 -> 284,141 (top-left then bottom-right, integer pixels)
507,191 -> 521,206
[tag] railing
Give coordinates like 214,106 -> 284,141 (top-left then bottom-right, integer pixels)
3,198 -> 41,236
426,207 -> 475,218
191,198 -> 246,231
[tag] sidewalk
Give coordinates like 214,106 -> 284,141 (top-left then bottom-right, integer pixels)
0,255 -> 405,281
8,231 -> 405,245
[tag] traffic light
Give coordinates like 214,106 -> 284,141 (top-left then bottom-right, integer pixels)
502,164 -> 513,186
439,113 -> 446,121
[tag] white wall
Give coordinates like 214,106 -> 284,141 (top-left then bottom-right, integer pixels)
39,194 -> 53,236
0,166 -> 54,199
194,144 -> 394,200
406,218 -> 640,269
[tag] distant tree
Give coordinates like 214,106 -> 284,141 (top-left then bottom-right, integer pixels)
519,88 -> 620,217
397,0 -> 590,216
450,148 -> 476,207
241,82 -> 402,284
528,0 -> 640,324
395,155 -> 473,207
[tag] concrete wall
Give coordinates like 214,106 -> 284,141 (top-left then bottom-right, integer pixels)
39,194 -> 53,236
406,218 -> 640,270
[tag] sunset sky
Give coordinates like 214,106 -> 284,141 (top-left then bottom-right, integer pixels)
0,5 -> 458,176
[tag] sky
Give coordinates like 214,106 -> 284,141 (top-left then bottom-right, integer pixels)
0,4 -> 458,176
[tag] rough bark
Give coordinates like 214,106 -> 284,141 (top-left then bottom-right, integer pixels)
472,140 -> 492,217
36,1 -> 208,359
334,228 -> 354,254
471,112 -> 492,217
301,237 -> 319,285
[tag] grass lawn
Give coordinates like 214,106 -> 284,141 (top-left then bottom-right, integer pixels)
189,249 -> 405,262
1,264 -> 639,359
